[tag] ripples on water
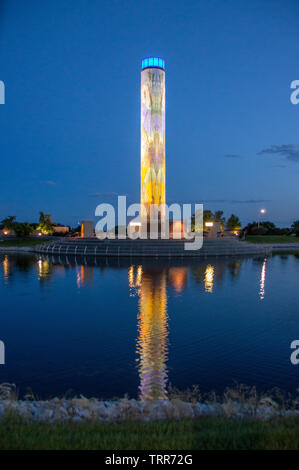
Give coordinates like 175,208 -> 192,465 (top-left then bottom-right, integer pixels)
0,253 -> 299,399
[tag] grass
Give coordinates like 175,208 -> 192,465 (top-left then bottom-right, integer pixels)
0,238 -> 50,247
245,235 -> 299,244
0,412 -> 298,450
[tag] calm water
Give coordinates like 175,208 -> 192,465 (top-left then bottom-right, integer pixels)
0,253 -> 298,399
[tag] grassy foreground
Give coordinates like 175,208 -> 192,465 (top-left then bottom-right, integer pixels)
0,414 -> 298,450
0,238 -> 49,247
246,235 -> 299,244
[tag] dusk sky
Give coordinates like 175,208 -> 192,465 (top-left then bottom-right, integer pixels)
0,0 -> 298,227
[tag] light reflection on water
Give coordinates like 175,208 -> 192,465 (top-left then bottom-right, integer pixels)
136,267 -> 168,400
1,252 -> 299,399
204,265 -> 214,293
259,258 -> 267,300
2,255 -> 9,282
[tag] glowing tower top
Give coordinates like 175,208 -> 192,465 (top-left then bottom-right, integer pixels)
141,57 -> 165,70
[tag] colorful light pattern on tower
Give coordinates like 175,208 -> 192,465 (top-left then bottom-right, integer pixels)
141,57 -> 165,225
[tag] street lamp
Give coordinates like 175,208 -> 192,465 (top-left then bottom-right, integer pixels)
258,209 -> 266,229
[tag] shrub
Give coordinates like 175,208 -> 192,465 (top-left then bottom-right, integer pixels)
250,226 -> 268,235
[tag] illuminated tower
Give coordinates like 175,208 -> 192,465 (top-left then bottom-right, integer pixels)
140,57 -> 166,232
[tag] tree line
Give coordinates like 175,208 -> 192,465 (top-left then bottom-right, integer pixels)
191,211 -> 241,231
191,210 -> 299,237
244,220 -> 299,237
1,210 -> 299,238
0,212 -> 66,237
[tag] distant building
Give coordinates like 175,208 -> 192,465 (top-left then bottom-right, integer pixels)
81,221 -> 94,238
204,221 -> 239,239
52,226 -> 69,234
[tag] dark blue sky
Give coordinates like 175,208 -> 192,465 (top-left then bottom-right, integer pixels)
0,0 -> 298,227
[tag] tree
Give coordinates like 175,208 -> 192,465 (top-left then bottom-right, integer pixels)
1,217 -> 34,237
191,209 -> 227,231
1,216 -> 16,231
203,210 -> 214,223
13,222 -> 34,237
37,211 -> 54,235
226,214 -> 241,230
191,209 -> 214,231
258,221 -> 276,232
39,212 -> 53,224
250,225 -> 268,235
291,220 -> 299,237
244,221 -> 290,236
214,210 -> 225,231
214,210 -> 225,223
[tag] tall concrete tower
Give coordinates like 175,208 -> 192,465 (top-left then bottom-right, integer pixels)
140,57 -> 165,232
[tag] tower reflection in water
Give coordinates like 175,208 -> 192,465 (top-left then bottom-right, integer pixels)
131,266 -> 169,401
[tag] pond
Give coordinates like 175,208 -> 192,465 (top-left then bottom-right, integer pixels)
0,253 -> 298,399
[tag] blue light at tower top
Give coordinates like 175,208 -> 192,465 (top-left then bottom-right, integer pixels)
141,57 -> 165,70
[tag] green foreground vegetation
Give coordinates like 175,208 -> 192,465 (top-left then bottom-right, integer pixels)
0,239 -> 49,247
246,235 -> 299,244
273,251 -> 299,256
0,414 -> 298,450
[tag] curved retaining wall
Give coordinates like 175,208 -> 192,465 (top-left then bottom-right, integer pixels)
35,239 -> 272,258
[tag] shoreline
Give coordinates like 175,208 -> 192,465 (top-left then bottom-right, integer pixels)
1,242 -> 299,257
0,396 -> 298,422
33,239 -> 273,257
0,246 -> 35,253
